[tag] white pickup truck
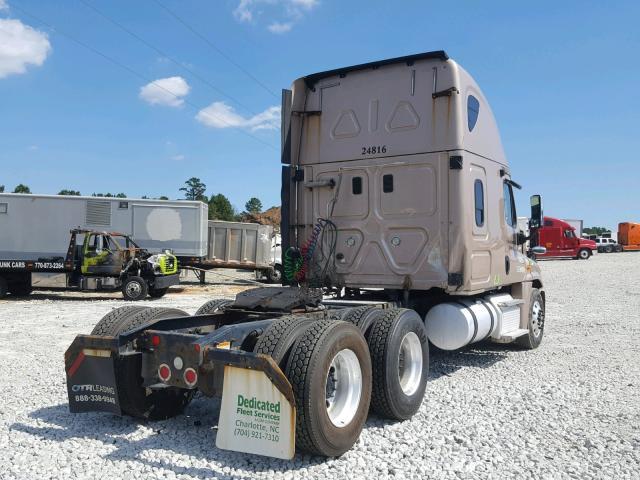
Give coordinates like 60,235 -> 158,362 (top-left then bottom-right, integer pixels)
595,237 -> 621,253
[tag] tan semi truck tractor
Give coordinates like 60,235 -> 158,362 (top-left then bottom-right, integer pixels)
64,51 -> 546,459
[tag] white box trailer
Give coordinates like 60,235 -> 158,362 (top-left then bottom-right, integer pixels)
563,219 -> 583,238
0,193 -> 208,262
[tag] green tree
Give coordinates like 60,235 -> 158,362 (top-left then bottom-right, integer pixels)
115,193 -> 127,198
13,184 -> 31,194
583,226 -> 610,236
209,193 -> 236,221
58,189 -> 81,196
159,195 -> 169,200
0,185 -> 4,193
245,197 -> 263,214
180,177 -> 207,201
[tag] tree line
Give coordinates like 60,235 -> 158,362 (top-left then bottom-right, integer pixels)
1,177 -> 266,222
179,177 -> 263,221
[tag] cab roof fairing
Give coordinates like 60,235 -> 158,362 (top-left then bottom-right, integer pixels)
287,51 -> 509,170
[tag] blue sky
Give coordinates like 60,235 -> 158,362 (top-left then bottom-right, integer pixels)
1,0 -> 639,230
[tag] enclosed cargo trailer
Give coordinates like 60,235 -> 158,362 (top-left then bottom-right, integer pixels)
0,193 -> 208,259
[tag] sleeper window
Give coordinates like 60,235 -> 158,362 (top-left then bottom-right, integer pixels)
352,177 -> 363,195
467,95 -> 480,132
382,174 -> 394,193
474,180 -> 484,227
0,203 -> 7,214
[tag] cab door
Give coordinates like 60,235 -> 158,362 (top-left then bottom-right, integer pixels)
502,181 -> 526,282
81,234 -> 120,275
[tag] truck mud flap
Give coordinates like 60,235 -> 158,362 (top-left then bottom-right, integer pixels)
203,348 -> 296,460
64,335 -> 121,415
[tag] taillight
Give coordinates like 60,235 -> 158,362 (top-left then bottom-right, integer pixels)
151,335 -> 161,347
158,363 -> 171,382
184,368 -> 198,387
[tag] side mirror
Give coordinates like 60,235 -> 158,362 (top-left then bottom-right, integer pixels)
517,231 -> 528,245
531,246 -> 546,255
529,194 -> 543,229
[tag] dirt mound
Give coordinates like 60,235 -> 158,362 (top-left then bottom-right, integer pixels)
242,206 -> 281,230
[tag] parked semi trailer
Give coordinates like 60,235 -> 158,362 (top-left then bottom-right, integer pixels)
618,222 -> 640,251
65,51 -> 547,459
0,194 -> 206,298
184,221 -> 282,283
533,217 -> 597,259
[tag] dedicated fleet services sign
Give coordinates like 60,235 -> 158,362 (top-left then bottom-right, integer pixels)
216,366 -> 295,459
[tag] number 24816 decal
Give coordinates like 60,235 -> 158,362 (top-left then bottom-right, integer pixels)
361,145 -> 387,155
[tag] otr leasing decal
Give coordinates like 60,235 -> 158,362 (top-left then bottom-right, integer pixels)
71,384 -> 116,395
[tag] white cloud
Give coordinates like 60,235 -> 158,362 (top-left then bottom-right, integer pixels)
0,1 -> 8,12
233,0 -> 319,33
139,76 -> 190,107
0,18 -> 51,79
268,22 -> 292,34
196,102 -> 280,131
171,154 -> 185,161
28,145 -> 38,151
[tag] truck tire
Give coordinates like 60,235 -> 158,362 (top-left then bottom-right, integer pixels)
194,298 -> 233,315
285,319 -> 372,457
148,287 -> 169,299
106,307 -> 193,420
122,276 -> 148,301
516,289 -> 545,350
0,277 -> 7,298
604,245 -> 613,253
343,306 -> 385,339
91,305 -> 148,335
367,308 -> 428,420
253,315 -> 315,367
577,249 -> 591,260
266,264 -> 283,284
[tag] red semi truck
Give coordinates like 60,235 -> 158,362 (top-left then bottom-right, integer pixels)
533,217 -> 597,260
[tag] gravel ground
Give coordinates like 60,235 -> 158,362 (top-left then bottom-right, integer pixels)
0,257 -> 639,479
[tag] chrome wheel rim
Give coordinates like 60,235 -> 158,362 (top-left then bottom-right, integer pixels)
126,282 -> 142,298
531,300 -> 544,337
325,349 -> 362,428
398,332 -> 423,396
272,268 -> 282,282
580,250 -> 589,259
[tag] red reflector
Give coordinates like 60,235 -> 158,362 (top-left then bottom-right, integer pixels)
193,343 -> 201,353
151,335 -> 161,347
184,368 -> 197,387
158,364 -> 171,382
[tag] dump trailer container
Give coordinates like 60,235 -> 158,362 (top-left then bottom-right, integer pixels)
618,222 -> 640,251
185,221 -> 283,283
